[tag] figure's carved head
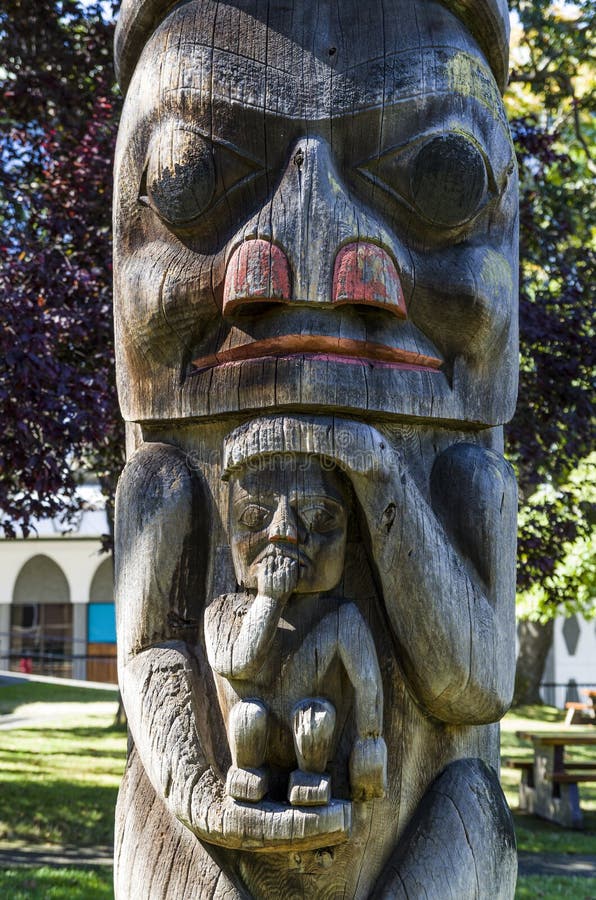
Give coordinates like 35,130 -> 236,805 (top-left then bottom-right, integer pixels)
114,0 -> 517,426
228,455 -> 349,595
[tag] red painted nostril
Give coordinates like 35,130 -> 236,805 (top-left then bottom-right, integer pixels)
332,242 -> 407,319
223,239 -> 291,315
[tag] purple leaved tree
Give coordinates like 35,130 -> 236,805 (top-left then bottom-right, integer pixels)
0,0 -> 124,541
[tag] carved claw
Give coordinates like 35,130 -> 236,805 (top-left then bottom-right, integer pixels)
349,737 -> 388,802
226,766 -> 270,803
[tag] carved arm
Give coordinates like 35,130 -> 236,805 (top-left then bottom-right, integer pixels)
349,438 -> 517,725
206,556 -> 298,680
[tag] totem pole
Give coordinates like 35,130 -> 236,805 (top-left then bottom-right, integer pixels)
112,1 -> 519,897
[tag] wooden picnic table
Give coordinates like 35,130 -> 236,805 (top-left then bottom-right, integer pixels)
515,730 -> 596,828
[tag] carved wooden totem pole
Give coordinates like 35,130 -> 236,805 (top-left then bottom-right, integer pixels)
112,0 -> 519,896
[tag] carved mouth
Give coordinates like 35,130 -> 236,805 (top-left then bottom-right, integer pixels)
255,545 -> 309,566
192,335 -> 442,372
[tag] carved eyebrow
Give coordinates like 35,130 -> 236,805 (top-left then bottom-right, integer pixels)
295,495 -> 344,507
232,491 -> 344,507
146,117 -> 266,169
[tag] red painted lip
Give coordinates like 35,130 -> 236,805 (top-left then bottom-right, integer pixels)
192,335 -> 442,372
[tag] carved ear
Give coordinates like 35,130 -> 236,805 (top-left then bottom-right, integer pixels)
430,442 -> 517,590
115,442 -> 210,651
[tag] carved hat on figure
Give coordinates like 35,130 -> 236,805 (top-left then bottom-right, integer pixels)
222,414 -> 398,482
112,0 -> 518,427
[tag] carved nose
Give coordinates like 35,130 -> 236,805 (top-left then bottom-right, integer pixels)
268,498 -> 299,545
333,243 -> 407,319
223,138 -> 408,316
223,239 -> 291,315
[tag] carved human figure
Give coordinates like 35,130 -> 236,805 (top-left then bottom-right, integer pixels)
204,455 -> 387,807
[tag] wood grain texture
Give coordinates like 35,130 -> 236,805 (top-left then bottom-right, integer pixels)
371,758 -> 517,899
113,0 -> 518,895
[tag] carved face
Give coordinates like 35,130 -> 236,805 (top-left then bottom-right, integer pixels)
114,0 -> 518,425
229,456 -> 348,595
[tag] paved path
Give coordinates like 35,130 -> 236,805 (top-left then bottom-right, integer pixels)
0,701 -> 118,730
0,670 -> 118,691
0,844 -> 113,868
518,851 -> 596,878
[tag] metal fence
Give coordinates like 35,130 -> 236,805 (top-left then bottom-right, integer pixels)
0,632 -> 117,684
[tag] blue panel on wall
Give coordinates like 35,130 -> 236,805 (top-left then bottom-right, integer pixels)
88,603 -> 116,643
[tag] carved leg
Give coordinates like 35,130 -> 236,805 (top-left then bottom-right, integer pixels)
288,698 -> 336,806
372,758 -> 517,899
226,699 -> 270,802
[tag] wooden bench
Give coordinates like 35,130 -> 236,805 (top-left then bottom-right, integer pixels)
504,758 -> 535,811
515,730 -> 596,827
505,754 -> 596,822
544,768 -> 596,825
546,770 -> 596,784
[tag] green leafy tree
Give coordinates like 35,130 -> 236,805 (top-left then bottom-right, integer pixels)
505,0 -> 595,702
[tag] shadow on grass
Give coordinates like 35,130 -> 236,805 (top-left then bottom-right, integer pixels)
513,809 -> 596,856
0,780 -> 118,846
516,875 -> 596,899
509,705 -> 566,725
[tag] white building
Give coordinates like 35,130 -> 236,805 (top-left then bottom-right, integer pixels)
542,615 -> 596,709
0,487 -> 116,683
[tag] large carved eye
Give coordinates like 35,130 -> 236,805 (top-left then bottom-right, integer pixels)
359,132 -> 491,230
238,504 -> 272,531
143,127 -> 215,226
410,135 -> 488,228
139,124 -> 262,228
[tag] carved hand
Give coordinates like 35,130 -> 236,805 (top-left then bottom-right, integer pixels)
256,553 -> 299,602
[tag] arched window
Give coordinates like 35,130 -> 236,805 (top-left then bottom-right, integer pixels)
87,556 -> 116,683
89,557 -> 114,605
11,555 -> 72,676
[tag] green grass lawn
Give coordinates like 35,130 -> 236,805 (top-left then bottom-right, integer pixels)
1,682 -> 595,899
0,680 -> 118,716
0,866 -> 113,899
0,681 -> 125,846
515,876 -> 596,898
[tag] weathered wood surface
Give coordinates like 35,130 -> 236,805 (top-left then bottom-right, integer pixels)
113,0 -> 518,427
112,0 -> 519,896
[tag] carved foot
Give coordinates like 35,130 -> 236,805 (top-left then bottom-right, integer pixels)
288,770 -> 331,806
226,766 -> 269,802
349,737 -> 387,801
292,698 -> 336,770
